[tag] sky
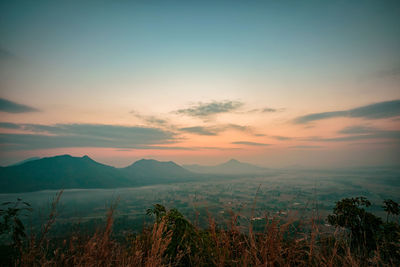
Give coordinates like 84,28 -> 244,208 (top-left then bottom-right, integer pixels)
0,0 -> 399,168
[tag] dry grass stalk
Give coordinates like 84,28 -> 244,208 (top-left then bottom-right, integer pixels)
14,190 -> 399,267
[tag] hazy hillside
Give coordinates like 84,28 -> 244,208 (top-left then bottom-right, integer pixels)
121,159 -> 197,184
9,157 -> 41,166
0,155 -> 200,193
0,155 -> 134,193
183,159 -> 268,175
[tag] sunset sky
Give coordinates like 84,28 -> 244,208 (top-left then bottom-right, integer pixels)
0,0 -> 399,167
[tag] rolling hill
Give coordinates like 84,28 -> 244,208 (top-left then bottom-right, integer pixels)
0,155 -> 198,193
121,159 -> 197,184
0,155 -> 133,193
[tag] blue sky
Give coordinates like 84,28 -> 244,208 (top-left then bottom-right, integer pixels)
2,1 -> 399,77
0,0 -> 399,167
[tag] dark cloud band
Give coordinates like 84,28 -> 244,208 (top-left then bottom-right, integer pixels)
232,141 -> 270,146
293,100 -> 400,124
179,126 -> 217,136
305,125 -> 400,142
178,124 -> 250,136
176,100 -> 243,118
0,98 -> 39,113
0,123 -> 176,151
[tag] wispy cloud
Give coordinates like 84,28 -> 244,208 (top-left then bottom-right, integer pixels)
178,123 -> 250,136
179,126 -> 217,136
0,98 -> 39,113
225,124 -> 250,132
305,125 -> 400,142
130,110 -> 168,127
232,141 -> 270,146
289,145 -> 322,149
338,125 -> 376,134
371,65 -> 400,79
115,146 -> 240,151
0,123 -> 176,150
242,107 -> 282,114
176,100 -> 243,118
293,100 -> 400,124
0,122 -> 21,129
262,107 -> 277,112
0,48 -> 16,61
271,135 -> 292,141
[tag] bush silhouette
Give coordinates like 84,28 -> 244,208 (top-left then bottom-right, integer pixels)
327,197 -> 383,252
2,195 -> 399,266
147,204 -> 198,265
383,199 -> 400,223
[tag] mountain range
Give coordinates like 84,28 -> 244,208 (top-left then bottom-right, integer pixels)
0,155 -> 267,193
183,159 -> 268,175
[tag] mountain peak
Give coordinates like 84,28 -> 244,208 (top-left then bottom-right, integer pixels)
227,158 -> 240,164
137,158 -> 157,163
0,154 -> 132,193
81,155 -> 93,161
122,158 -> 193,180
55,154 -> 73,158
43,154 -> 93,162
184,158 -> 267,175
129,158 -> 178,167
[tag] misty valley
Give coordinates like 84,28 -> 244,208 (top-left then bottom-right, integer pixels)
1,155 -> 399,266
0,156 -> 398,234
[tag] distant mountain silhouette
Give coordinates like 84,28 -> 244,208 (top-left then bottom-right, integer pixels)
0,155 -> 198,193
122,159 -> 196,184
0,155 -> 133,193
183,159 -> 268,175
0,155 -> 267,193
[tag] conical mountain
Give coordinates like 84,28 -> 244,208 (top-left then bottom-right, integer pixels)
183,159 -> 267,175
122,159 -> 195,184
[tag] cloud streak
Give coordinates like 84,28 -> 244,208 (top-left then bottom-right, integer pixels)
262,107 -> 277,112
178,124 -> 250,136
0,48 -> 16,61
232,141 -> 270,146
372,65 -> 400,79
0,122 -> 21,129
179,126 -> 217,136
130,110 -> 168,127
305,125 -> 400,142
176,100 -> 243,118
0,98 -> 39,113
293,100 -> 400,124
271,135 -> 292,141
0,123 -> 176,150
290,145 -> 322,149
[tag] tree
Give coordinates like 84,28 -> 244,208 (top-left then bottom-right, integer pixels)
0,198 -> 32,265
146,204 -> 166,223
383,199 -> 400,223
147,204 -> 198,265
381,221 -> 400,263
327,197 -> 382,251
0,198 -> 32,249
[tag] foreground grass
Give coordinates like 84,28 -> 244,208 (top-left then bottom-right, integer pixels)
1,193 -> 399,266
